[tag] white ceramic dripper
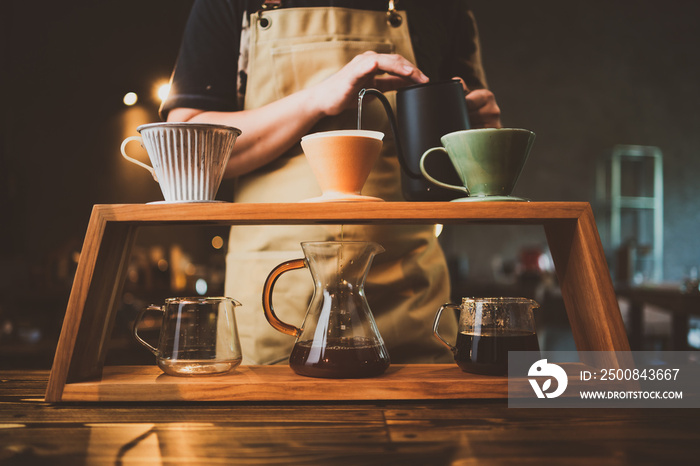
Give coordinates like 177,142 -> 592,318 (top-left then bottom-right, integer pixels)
121,122 -> 241,203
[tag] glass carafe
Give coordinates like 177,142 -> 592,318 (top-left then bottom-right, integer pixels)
433,297 -> 540,375
262,241 -> 390,378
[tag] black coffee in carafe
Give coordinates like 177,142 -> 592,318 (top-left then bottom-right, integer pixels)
454,330 -> 540,375
289,336 -> 390,378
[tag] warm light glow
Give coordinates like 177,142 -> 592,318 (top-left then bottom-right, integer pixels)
538,253 -> 554,272
157,83 -> 171,102
157,259 -> 168,272
123,92 -> 138,106
211,236 -> 224,250
195,278 -> 208,295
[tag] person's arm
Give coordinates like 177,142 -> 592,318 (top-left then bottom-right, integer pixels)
448,5 -> 502,129
168,89 -> 323,177
168,51 -> 428,177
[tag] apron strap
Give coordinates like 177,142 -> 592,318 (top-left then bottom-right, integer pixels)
260,1 -> 403,27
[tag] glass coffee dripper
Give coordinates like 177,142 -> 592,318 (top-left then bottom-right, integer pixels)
262,241 -> 390,378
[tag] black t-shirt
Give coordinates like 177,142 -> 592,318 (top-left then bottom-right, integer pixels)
160,0 -> 485,119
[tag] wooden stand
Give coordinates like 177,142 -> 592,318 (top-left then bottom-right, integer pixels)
45,202 -> 630,402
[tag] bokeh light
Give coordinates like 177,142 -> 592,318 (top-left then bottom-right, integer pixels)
157,83 -> 171,103
123,92 -> 138,106
211,236 -> 224,250
195,278 -> 208,295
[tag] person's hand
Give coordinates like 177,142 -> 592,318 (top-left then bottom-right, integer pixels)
454,77 -> 502,129
310,51 -> 428,117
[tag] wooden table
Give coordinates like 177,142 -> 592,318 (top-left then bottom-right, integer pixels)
2,370 -> 699,464
616,285 -> 700,350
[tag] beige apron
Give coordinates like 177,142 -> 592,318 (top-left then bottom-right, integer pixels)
225,5 -> 457,365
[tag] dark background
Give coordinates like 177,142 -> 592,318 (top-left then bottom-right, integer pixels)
2,0 -> 699,367
452,1 -> 700,285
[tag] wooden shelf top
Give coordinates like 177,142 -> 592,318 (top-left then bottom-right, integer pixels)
60,364 -> 509,402
88,201 -> 592,225
58,363 -> 600,402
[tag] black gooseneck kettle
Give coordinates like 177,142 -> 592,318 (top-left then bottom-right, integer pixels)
362,79 -> 470,201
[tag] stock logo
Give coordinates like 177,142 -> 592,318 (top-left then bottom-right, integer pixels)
528,359 -> 568,398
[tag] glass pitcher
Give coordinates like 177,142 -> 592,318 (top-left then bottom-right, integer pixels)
262,241 -> 390,378
132,297 -> 242,376
433,297 -> 540,375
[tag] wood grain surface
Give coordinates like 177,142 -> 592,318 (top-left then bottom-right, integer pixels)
86,201 -> 592,224
4,371 -> 700,465
59,364 -> 509,402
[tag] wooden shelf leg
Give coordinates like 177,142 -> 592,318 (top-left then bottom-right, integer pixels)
46,209 -> 137,402
544,206 -> 630,353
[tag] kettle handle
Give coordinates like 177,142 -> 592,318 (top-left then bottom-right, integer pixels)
433,303 -> 461,354
419,147 -> 470,194
360,88 -> 423,179
262,259 -> 306,338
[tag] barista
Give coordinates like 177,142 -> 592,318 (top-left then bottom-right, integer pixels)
161,0 -> 501,364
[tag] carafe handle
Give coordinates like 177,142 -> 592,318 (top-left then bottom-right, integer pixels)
132,305 -> 163,355
433,303 -> 461,354
262,259 -> 306,338
360,88 -> 422,179
419,148 -> 469,194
